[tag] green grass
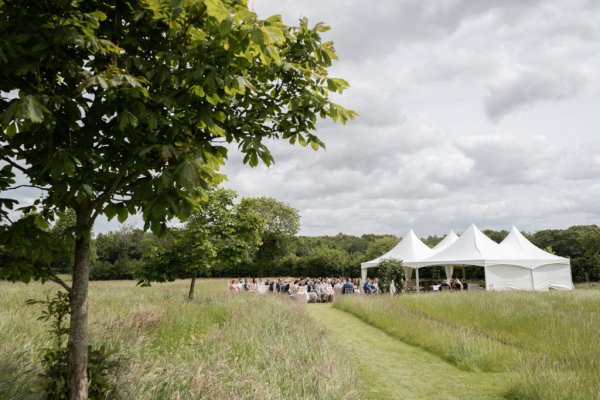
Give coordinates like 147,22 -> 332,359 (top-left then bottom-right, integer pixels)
1,280 -> 361,399
307,304 -> 509,400
335,290 -> 600,399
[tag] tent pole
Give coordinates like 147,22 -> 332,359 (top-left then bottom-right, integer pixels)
462,266 -> 466,280
416,268 -> 420,293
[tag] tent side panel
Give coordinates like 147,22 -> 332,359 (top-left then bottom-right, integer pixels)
486,265 -> 533,291
533,263 -> 574,291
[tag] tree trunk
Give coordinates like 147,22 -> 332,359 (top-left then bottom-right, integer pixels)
188,276 -> 196,300
68,205 -> 92,400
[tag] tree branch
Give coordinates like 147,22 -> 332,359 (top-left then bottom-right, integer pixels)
46,270 -> 72,293
5,184 -> 48,191
1,157 -> 27,173
91,170 -> 142,222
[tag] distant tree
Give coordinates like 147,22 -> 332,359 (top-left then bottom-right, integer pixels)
138,188 -> 263,299
0,1 -> 354,397
362,236 -> 399,262
422,234 -> 443,248
482,229 -> 509,244
243,197 -> 300,275
299,245 -> 350,277
574,226 -> 600,282
92,225 -> 145,280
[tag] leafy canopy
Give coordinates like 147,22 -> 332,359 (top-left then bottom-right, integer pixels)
136,187 -> 263,284
0,0 -> 355,281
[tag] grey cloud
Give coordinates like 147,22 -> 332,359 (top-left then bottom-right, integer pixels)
484,68 -> 584,122
456,134 -> 558,184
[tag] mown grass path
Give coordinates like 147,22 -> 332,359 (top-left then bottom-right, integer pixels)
306,304 -> 510,400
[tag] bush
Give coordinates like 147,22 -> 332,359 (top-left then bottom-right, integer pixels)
377,259 -> 405,294
26,291 -> 117,399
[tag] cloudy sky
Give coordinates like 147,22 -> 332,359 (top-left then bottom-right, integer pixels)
216,0 -> 600,237
11,0 -> 600,237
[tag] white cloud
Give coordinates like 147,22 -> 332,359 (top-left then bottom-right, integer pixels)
6,0 -> 600,237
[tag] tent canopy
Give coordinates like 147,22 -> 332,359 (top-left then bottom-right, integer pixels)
412,224 -> 506,268
497,226 -> 569,268
431,230 -> 458,253
359,224 -> 573,291
361,229 -> 432,269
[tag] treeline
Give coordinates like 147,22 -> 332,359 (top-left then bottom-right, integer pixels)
32,191 -> 600,284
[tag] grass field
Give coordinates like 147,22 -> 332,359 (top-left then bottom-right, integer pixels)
335,289 -> 600,399
3,280 -> 599,399
0,280 -> 360,400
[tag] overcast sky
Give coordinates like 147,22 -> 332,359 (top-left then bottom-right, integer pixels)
217,0 -> 600,237
11,0 -> 600,237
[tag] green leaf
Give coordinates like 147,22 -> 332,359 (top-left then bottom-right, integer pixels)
118,110 -> 138,130
261,26 -> 285,44
219,19 -> 232,36
205,0 -> 230,22
4,121 -> 18,138
117,207 -> 128,223
18,96 -> 45,124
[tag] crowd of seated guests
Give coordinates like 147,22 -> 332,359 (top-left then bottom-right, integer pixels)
227,276 -> 380,302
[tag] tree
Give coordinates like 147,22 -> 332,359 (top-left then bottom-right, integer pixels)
137,188 -> 263,299
362,236 -> 399,262
0,1 -> 354,398
242,197 -> 301,274
482,229 -> 508,243
298,245 -> 350,277
92,225 -> 145,280
575,226 -> 600,282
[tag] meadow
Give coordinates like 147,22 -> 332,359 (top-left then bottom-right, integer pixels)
335,286 -> 600,399
0,279 -> 360,400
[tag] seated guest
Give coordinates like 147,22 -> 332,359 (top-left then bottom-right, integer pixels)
342,278 -> 355,294
228,279 -> 239,292
451,278 -> 463,290
325,279 -> 335,302
373,278 -> 380,293
462,280 -> 469,290
249,278 -> 257,292
316,280 -> 328,302
363,278 -> 377,294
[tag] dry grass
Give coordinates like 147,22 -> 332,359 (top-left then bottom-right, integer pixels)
0,279 -> 361,400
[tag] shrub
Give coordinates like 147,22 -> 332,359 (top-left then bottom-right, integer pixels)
377,259 -> 405,293
26,291 -> 117,399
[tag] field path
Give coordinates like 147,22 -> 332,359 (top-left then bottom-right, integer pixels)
306,304 -> 509,400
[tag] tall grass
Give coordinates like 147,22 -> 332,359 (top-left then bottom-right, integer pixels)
1,280 -> 360,399
335,290 -> 600,399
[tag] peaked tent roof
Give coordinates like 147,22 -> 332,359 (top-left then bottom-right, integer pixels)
498,226 -> 569,268
361,229 -> 433,268
412,224 -> 506,268
431,230 -> 458,253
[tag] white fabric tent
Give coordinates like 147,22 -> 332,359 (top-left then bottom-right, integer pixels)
413,224 -> 573,291
360,224 -> 573,292
493,226 -> 573,291
430,231 -> 459,282
360,229 -> 433,282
